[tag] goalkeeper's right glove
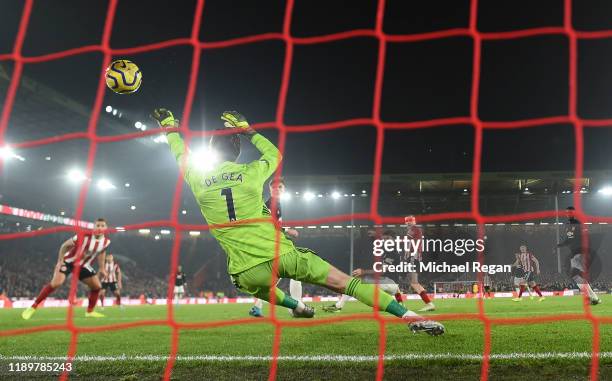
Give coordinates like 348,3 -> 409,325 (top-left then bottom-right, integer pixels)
151,108 -> 179,130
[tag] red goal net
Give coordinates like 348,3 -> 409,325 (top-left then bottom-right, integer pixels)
1,0 -> 610,380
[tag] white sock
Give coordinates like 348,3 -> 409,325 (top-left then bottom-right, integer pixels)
254,298 -> 263,309
527,287 -> 533,296
289,279 -> 303,301
402,310 -> 419,318
336,294 -> 351,309
294,300 -> 306,313
579,283 -> 597,300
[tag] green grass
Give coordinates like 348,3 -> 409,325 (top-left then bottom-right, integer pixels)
0,295 -> 610,380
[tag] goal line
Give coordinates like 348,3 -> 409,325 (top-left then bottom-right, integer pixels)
1,352 -> 609,363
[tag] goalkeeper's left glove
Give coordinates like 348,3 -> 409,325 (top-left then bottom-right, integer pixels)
151,108 -> 179,130
221,110 -> 255,135
221,110 -> 249,128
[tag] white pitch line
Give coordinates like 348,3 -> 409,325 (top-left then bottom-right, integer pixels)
26,309 -> 598,322
1,352 -> 610,362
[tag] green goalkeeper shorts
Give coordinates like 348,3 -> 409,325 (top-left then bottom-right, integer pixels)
230,247 -> 331,296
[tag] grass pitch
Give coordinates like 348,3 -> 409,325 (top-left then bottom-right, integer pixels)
0,295 -> 610,380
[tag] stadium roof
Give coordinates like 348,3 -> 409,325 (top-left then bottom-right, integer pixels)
286,170 -> 609,195
2,66 -> 612,225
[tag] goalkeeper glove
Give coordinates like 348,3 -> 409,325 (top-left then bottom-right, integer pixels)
221,110 -> 255,135
151,108 -> 179,129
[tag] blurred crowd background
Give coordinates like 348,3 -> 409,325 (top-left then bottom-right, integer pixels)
1,223 -> 610,299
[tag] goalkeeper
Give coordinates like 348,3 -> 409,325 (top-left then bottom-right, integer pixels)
151,109 -> 444,335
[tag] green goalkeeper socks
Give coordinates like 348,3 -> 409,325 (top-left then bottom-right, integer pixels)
345,277 -> 409,318
259,287 -> 304,312
280,294 -> 299,310
385,300 -> 409,318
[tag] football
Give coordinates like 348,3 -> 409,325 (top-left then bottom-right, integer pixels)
105,59 -> 142,94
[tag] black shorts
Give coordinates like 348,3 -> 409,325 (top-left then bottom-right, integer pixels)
407,258 -> 421,284
568,251 -> 602,281
59,262 -> 96,281
484,285 -> 491,292
102,282 -> 117,292
512,267 -> 525,279
524,271 -> 536,283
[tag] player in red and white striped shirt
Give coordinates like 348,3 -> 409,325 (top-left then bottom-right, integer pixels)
404,216 -> 436,312
99,254 -> 122,308
512,244 -> 545,302
22,218 -> 110,320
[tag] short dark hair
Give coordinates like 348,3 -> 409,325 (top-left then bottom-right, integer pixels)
96,218 -> 107,223
210,128 -> 241,162
269,177 -> 285,187
566,206 -> 575,211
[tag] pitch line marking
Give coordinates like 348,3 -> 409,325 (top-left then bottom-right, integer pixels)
1,352 -> 610,362
23,309 -> 604,322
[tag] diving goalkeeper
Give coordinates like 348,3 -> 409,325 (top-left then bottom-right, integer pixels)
151,109 -> 444,335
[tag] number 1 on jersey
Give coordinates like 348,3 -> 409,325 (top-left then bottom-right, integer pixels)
221,188 -> 237,221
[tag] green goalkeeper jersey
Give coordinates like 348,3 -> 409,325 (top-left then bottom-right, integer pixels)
166,131 -> 295,274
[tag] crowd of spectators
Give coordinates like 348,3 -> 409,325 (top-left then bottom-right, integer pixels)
430,271 -> 611,294
491,272 -> 611,293
1,226 -> 610,299
0,249 -> 170,299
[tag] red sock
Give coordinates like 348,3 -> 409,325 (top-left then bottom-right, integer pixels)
518,285 -> 526,298
419,290 -> 431,304
533,285 -> 543,297
33,284 -> 56,308
394,292 -> 403,303
99,293 -> 105,307
116,294 -> 121,306
87,289 -> 100,312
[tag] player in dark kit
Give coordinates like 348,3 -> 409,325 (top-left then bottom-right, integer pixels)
22,218 -> 110,320
173,265 -> 187,303
558,206 -> 601,305
99,253 -> 122,309
359,230 -> 405,299
249,177 -> 300,318
324,230 -> 404,312
483,274 -> 493,298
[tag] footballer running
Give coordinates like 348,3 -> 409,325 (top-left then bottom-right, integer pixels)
22,218 -> 110,320
323,230 -> 406,313
99,253 -> 123,309
558,206 -> 601,305
511,244 -> 545,302
323,217 -> 435,313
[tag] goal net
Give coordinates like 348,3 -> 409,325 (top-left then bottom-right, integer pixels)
0,0 -> 608,380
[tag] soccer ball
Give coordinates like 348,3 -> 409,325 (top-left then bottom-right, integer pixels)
105,59 -> 142,94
